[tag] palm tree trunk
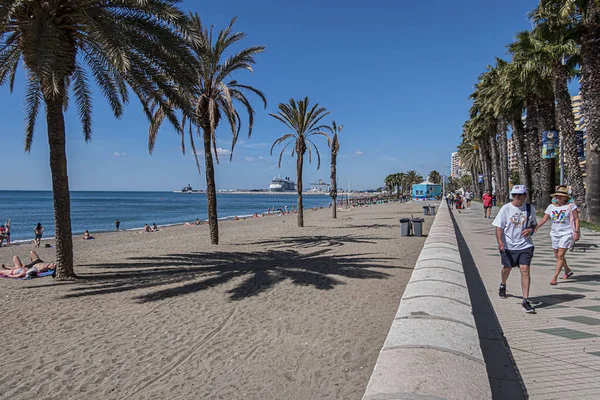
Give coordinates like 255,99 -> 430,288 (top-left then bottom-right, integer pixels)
203,128 -> 219,244
498,120 -> 509,203
479,139 -> 493,193
553,62 -> 586,209
525,94 -> 541,205
512,117 -> 530,191
582,1 -> 600,223
45,95 -> 75,280
471,168 -> 479,198
297,152 -> 304,227
537,96 -> 558,211
330,153 -> 337,219
488,130 -> 501,201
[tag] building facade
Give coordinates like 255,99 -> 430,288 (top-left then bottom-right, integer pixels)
507,137 -> 519,172
451,152 -> 463,178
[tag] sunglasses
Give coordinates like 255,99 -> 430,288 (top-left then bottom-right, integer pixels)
512,193 -> 525,197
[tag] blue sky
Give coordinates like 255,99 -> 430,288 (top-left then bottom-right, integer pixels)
0,0 -> 543,191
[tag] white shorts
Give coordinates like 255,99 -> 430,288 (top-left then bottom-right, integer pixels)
551,233 -> 573,250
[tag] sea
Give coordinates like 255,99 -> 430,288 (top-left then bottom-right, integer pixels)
0,191 -> 332,243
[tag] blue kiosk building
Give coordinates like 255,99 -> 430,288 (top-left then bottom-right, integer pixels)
412,179 -> 442,200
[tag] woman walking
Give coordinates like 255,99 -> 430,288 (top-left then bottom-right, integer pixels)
33,223 -> 44,248
534,186 -> 580,285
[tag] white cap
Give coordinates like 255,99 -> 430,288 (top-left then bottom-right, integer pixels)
510,185 -> 527,194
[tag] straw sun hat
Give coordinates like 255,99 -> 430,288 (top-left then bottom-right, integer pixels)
551,185 -> 571,199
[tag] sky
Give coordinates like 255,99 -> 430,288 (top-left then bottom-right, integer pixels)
0,0 -> 545,191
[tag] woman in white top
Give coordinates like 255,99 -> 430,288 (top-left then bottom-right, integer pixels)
534,186 -> 580,285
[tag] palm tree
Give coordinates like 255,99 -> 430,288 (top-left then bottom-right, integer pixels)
404,170 -> 423,195
149,15 -> 267,244
538,0 -> 600,223
270,98 -> 330,227
0,0 -> 195,279
327,121 -> 342,218
384,174 -> 395,193
429,170 -> 442,184
508,29 -> 558,209
529,8 -> 586,211
396,172 -> 406,196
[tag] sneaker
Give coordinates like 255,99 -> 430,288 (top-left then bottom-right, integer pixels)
499,285 -> 507,299
522,300 -> 536,313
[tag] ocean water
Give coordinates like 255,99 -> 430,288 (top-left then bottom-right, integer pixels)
0,191 -> 332,242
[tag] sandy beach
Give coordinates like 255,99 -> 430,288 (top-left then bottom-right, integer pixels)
0,201 -> 431,400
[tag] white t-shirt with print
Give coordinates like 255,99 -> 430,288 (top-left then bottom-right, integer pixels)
544,203 -> 577,237
492,202 -> 537,250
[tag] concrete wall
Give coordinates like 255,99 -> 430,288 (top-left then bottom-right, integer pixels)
362,204 -> 492,400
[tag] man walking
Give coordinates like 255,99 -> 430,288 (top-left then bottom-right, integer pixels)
492,185 -> 537,313
464,190 -> 472,209
482,190 -> 493,219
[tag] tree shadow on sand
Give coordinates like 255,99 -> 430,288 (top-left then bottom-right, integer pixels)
63,244 -> 410,303
247,234 -> 388,249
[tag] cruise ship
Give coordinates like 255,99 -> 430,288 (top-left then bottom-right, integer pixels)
269,176 -> 296,192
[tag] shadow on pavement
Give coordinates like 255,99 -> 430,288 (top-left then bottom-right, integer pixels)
529,293 -> 585,308
449,207 -> 528,400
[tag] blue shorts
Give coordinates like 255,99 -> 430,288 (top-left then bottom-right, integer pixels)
500,247 -> 534,268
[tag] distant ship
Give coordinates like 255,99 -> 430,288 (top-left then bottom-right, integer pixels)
269,176 -> 296,192
173,184 -> 203,194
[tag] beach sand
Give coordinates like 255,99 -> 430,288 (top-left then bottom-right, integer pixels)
0,201 -> 431,400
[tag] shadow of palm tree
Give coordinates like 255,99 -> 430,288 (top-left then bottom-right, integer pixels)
68,247 -> 410,303
247,234 -> 387,249
337,224 -> 396,230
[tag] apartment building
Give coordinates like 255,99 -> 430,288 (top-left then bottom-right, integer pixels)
451,152 -> 463,178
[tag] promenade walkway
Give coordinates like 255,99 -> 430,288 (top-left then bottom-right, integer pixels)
453,202 -> 600,400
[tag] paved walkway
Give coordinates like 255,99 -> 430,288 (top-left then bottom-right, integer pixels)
453,202 -> 600,400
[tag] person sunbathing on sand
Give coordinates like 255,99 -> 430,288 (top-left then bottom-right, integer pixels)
0,251 -> 57,279
151,223 -> 158,232
82,230 -> 95,240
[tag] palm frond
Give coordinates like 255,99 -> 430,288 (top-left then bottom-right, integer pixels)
24,73 -> 42,153
72,64 -> 93,142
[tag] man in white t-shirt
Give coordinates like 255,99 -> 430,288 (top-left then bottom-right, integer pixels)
492,185 -> 537,313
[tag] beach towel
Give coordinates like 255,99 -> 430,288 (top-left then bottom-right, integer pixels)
22,270 -> 54,280
1,270 -> 55,280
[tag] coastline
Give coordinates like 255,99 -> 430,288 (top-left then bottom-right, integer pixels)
0,201 -> 429,400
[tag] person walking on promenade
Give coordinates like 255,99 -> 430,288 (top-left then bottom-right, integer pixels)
454,192 -> 462,213
482,190 -> 493,219
534,186 -> 580,285
33,223 -> 44,248
464,191 -> 472,210
493,185 -> 538,313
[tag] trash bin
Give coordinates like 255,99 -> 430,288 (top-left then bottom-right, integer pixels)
400,218 -> 411,237
422,206 -> 430,216
411,218 -> 425,237
429,205 -> 436,215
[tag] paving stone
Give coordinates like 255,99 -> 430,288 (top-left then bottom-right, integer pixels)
536,327 -> 599,339
558,315 -> 600,325
554,286 -> 595,293
577,305 -> 600,312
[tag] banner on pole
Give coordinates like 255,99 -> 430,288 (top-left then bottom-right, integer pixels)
542,130 -> 558,159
